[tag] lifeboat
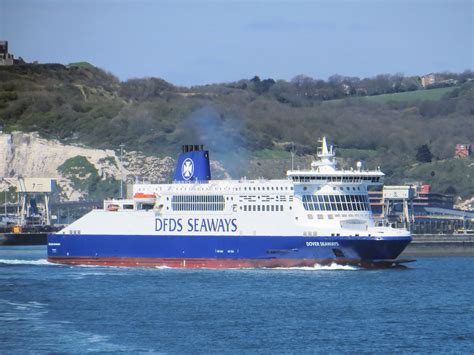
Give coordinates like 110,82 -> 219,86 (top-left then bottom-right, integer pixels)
133,192 -> 157,204
12,225 -> 23,233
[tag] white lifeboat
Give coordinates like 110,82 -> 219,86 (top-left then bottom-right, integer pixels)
133,192 -> 157,204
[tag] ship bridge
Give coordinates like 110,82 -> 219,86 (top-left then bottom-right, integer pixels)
286,137 -> 384,186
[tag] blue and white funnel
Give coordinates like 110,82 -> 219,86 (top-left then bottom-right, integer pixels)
173,145 -> 211,183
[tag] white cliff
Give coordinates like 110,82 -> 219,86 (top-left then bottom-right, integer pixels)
0,132 -> 121,179
0,132 -> 176,200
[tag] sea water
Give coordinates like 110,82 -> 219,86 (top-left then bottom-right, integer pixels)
0,246 -> 473,353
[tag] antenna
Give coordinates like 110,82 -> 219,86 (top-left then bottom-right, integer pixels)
119,144 -> 125,199
291,143 -> 295,170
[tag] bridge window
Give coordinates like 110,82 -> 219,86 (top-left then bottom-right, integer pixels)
302,194 -> 371,212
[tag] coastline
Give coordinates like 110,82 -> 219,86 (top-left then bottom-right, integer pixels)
401,234 -> 474,257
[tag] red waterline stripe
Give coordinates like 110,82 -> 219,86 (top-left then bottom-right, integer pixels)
47,257 -> 346,268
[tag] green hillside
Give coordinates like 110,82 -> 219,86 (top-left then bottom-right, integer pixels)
365,86 -> 458,103
67,62 -> 96,69
323,86 -> 458,106
0,64 -> 473,199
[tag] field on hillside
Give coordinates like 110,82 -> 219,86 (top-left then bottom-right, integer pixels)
324,86 -> 458,106
365,86 -> 458,103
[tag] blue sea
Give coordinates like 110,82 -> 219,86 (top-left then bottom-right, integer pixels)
0,246 -> 473,354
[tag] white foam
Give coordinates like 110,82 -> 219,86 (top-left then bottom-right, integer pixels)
0,258 -> 359,270
0,258 -> 55,266
273,263 -> 359,271
77,272 -> 108,276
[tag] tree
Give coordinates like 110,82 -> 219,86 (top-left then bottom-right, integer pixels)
250,75 -> 261,83
416,144 -> 433,163
251,78 -> 275,95
445,186 -> 457,195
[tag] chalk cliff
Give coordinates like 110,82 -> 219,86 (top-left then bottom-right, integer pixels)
0,132 -> 176,200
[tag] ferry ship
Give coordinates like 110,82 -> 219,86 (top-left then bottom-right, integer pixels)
47,138 -> 412,268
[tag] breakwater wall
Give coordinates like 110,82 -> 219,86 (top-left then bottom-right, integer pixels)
401,234 -> 474,256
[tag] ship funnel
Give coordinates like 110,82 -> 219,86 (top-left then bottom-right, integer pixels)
174,145 -> 211,183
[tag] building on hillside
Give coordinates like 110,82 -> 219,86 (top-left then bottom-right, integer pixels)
420,73 -> 436,88
355,87 -> 368,96
420,73 -> 458,88
455,144 -> 471,158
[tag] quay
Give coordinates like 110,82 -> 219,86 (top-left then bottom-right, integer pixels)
402,234 -> 474,256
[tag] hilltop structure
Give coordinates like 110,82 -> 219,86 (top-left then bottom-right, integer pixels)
0,41 -> 25,66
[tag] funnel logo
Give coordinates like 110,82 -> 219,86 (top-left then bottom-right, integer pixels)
181,158 -> 194,180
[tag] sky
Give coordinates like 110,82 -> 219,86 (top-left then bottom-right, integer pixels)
0,0 -> 472,86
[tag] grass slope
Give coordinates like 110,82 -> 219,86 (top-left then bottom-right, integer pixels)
324,86 -> 458,106
365,86 -> 458,103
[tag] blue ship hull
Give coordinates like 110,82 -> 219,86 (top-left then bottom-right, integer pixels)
47,234 -> 411,268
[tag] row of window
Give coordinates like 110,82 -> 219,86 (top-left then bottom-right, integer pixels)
240,195 -> 289,203
292,176 -> 381,183
171,195 -> 225,211
242,186 -> 292,191
302,194 -> 371,212
242,205 -> 284,212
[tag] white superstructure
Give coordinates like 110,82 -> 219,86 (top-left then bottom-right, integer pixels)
60,137 -> 409,239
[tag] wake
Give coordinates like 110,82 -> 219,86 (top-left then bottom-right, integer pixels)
0,259 -> 55,266
273,263 -> 359,271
